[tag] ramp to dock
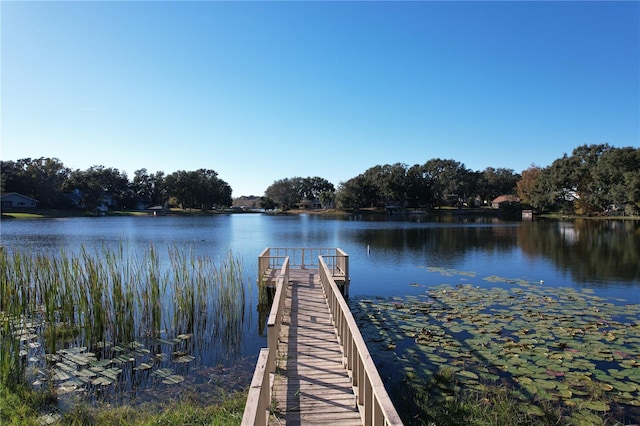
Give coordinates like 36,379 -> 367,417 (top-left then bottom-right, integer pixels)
242,248 -> 402,426
270,269 -> 362,425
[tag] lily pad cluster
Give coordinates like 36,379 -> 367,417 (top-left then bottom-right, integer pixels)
25,333 -> 196,397
352,273 -> 640,423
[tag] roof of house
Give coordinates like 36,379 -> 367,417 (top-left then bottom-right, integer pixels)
1,192 -> 39,202
492,195 -> 520,204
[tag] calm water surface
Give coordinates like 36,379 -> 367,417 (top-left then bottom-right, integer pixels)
3,212 -> 639,314
1,213 -> 639,403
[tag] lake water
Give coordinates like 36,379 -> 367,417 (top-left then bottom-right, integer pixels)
4,213 -> 637,299
1,213 -> 639,408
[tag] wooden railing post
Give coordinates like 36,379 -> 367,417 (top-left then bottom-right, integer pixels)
258,247 -> 270,283
241,348 -> 270,426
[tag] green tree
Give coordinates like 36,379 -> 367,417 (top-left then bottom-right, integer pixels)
335,174 -> 378,209
422,159 -> 471,207
591,146 -> 640,213
263,177 -> 302,210
477,167 -> 520,205
300,177 -> 335,201
405,164 -> 432,208
0,158 -> 71,208
264,176 -> 335,210
64,166 -> 129,212
260,197 -> 278,210
132,169 -> 167,207
319,190 -> 335,208
165,169 -> 231,210
362,163 -> 409,207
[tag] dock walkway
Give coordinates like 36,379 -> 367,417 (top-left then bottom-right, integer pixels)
270,269 -> 362,424
242,248 -> 402,426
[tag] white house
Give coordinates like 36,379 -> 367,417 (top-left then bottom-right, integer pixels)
1,192 -> 39,209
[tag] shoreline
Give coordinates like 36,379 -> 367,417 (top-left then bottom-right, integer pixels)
1,207 -> 638,220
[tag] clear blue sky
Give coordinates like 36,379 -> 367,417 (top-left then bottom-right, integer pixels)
2,1 -> 638,197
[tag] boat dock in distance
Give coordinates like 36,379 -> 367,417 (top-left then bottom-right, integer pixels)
242,247 -> 403,426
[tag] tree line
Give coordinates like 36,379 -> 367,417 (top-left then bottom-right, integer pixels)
2,144 -> 638,216
0,159 -> 231,212
516,144 -> 639,216
263,144 -> 639,216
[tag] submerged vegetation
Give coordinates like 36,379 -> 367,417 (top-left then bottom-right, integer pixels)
353,270 -> 640,425
0,245 -> 249,423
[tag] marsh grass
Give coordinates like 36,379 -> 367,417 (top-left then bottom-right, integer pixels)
60,390 -> 247,426
0,385 -> 246,426
0,245 -> 248,410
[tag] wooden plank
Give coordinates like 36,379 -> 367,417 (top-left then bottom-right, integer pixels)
269,271 -> 362,425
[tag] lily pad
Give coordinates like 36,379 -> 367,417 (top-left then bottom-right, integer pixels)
585,401 -> 610,412
133,362 -> 153,371
456,371 -> 479,380
91,376 -> 113,386
161,374 -> 184,385
174,355 -> 195,364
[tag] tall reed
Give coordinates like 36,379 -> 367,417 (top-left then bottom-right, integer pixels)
0,244 -> 249,394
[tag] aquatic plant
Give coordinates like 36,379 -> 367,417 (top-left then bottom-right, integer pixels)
0,245 -> 249,403
353,272 -> 640,423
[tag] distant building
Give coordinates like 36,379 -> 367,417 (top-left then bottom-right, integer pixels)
297,198 -> 323,209
1,192 -> 39,209
491,195 -> 520,209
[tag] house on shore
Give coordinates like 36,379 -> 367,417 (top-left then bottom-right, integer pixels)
491,195 -> 520,209
1,193 -> 39,209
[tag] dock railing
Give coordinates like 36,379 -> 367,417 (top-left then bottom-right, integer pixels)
258,247 -> 349,294
245,248 -> 399,425
319,256 -> 403,426
243,256 -> 289,426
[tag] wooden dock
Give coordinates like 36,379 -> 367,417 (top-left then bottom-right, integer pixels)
270,269 -> 362,425
242,248 -> 402,426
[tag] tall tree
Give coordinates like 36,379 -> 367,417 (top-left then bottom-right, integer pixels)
422,159 -> 471,207
132,169 -> 167,208
591,146 -> 640,211
264,177 -> 301,210
165,169 -> 231,210
477,167 -> 520,204
335,175 -> 377,209
0,158 -> 70,208
405,164 -> 432,208
64,166 -> 129,212
300,177 -> 335,200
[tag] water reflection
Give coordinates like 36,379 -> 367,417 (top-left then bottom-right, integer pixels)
2,215 -> 639,292
519,219 -> 640,286
2,213 -> 639,406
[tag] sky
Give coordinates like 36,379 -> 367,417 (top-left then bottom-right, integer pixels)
2,1 -> 638,197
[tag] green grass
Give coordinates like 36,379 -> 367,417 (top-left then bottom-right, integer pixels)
0,208 -> 233,219
0,385 -> 57,426
0,385 -> 246,426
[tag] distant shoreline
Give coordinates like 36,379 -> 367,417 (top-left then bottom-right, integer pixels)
2,207 -> 638,220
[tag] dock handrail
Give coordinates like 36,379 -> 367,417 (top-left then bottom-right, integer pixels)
259,247 -> 349,294
259,247 -> 347,270
318,256 -> 403,426
242,257 -> 289,426
242,348 -> 270,426
245,248 -> 399,425
267,257 -> 289,372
